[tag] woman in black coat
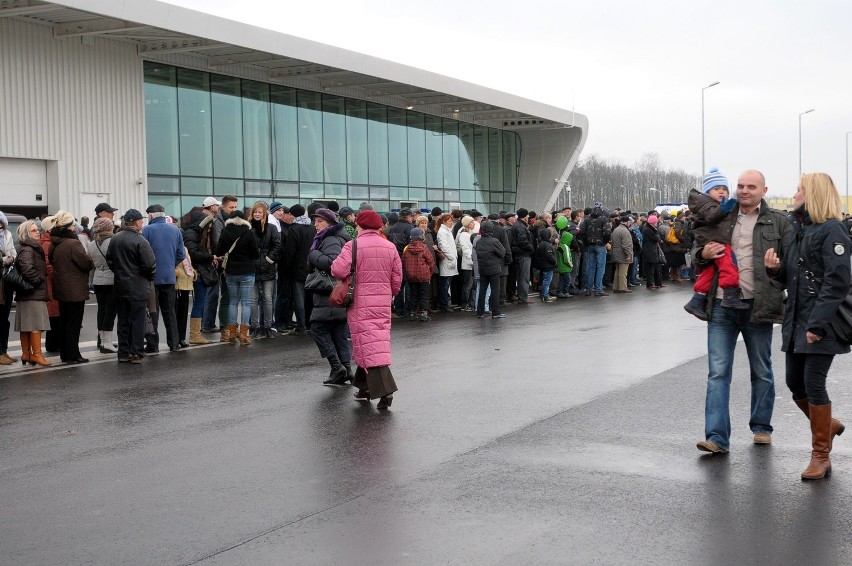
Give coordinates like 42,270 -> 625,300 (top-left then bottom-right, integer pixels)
306,208 -> 352,385
640,216 -> 664,289
765,172 -> 850,480
249,202 -> 281,338
15,221 -> 51,366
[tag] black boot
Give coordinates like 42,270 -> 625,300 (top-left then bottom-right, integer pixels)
683,292 -> 709,321
323,355 -> 349,385
342,361 -> 354,383
721,286 -> 750,310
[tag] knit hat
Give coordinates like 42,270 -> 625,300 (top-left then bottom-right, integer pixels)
647,215 -> 658,225
431,206 -> 443,216
516,208 -> 529,219
269,201 -> 284,214
53,210 -> 75,229
702,167 -> 729,194
461,215 -> 474,228
356,210 -> 383,230
339,206 -> 355,218
92,217 -> 115,236
310,208 -> 338,224
290,204 -> 306,217
410,227 -> 425,241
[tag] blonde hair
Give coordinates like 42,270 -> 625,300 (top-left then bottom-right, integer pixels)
800,173 -> 842,224
17,220 -> 37,242
251,201 -> 268,231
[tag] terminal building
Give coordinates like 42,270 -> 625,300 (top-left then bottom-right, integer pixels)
0,0 -> 588,219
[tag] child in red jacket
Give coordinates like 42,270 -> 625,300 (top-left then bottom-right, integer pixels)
402,228 -> 435,321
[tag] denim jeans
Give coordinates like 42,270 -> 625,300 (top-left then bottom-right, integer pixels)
226,273 -> 255,325
584,244 -> 606,293
191,280 -> 209,318
251,278 -> 275,329
290,279 -> 306,331
704,299 -> 775,450
540,270 -> 554,298
202,276 -> 219,329
475,275 -> 497,314
515,255 -> 531,301
557,272 -> 572,295
439,276 -> 453,310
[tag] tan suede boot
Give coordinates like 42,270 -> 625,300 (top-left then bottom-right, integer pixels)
793,397 -> 845,450
227,323 -> 238,344
189,318 -> 211,345
802,403 -> 833,480
28,331 -> 52,367
238,324 -> 251,345
220,325 -> 231,343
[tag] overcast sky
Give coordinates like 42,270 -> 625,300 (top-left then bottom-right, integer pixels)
164,0 -> 852,199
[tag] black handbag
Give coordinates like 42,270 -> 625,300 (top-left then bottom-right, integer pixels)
197,263 -> 219,287
305,269 -> 335,294
3,263 -> 36,294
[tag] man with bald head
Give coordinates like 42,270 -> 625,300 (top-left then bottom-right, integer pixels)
692,169 -> 792,454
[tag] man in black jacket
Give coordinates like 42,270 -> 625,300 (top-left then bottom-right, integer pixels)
106,209 -> 156,364
281,204 -> 315,335
488,213 -> 513,306
388,208 -> 415,317
510,208 -> 535,303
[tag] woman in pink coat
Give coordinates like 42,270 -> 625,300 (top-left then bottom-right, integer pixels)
332,210 -> 402,409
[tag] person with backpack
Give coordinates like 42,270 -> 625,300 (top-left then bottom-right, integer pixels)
666,211 -> 689,282
579,202 -> 611,296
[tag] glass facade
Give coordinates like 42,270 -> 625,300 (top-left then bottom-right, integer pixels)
143,61 -> 520,215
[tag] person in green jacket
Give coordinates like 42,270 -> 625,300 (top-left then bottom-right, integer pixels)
556,230 -> 574,298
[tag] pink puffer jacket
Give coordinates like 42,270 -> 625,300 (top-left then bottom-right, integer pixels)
332,230 -> 402,369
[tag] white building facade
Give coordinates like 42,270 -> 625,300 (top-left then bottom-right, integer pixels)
0,0 -> 587,219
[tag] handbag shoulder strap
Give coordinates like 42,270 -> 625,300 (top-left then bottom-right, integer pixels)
350,239 -> 357,274
226,233 -> 243,255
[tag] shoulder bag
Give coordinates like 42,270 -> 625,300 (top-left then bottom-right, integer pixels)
220,233 -> 243,273
330,240 -> 357,307
4,262 -> 36,295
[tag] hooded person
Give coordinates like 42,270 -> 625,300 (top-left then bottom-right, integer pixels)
535,226 -> 558,302
401,226 -> 434,321
473,221 -> 506,318
683,167 -> 749,320
556,230 -> 575,297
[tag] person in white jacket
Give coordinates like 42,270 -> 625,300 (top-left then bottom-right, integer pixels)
436,214 -> 458,312
455,216 -> 478,311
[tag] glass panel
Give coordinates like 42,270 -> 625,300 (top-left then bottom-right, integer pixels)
326,184 -> 347,198
488,128 -> 504,194
445,189 -> 460,201
427,189 -> 444,201
370,186 -> 389,200
387,108 -> 408,186
182,176 -> 214,196
274,181 -> 299,198
424,115 -> 443,188
367,103 -> 389,185
503,131 -> 518,191
322,96 -> 347,183
389,186 -> 408,200
490,192 -> 504,203
271,86 -> 299,181
143,63 -> 179,175
210,74 -> 244,179
346,99 -> 368,185
472,126 -> 488,190
348,185 -> 369,199
409,187 -> 426,200
458,123 -> 475,190
442,119 -> 459,189
177,68 -> 212,176
147,176 -> 179,194
245,180 -> 272,198
406,113 -> 425,187
214,178 -> 244,197
298,91 -> 323,182
242,80 -> 271,180
459,190 -> 476,202
149,195 -> 182,218
300,183 -> 324,198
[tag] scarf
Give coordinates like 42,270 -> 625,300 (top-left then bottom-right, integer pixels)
310,224 -> 334,252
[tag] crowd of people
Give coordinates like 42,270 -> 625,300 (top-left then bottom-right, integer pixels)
2,167 -> 851,452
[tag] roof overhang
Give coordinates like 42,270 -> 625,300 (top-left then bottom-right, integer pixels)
2,0 -> 588,133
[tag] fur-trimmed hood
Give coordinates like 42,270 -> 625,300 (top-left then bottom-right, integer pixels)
225,216 -> 251,229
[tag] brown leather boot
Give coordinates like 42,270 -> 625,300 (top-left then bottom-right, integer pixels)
189,318 -> 211,345
220,325 -> 231,343
793,397 -> 845,450
238,324 -> 251,345
802,403 -> 833,480
19,332 -> 31,365
28,331 -> 52,367
227,323 -> 238,344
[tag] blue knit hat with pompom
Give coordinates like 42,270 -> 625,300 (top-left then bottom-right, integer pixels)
702,167 -> 728,194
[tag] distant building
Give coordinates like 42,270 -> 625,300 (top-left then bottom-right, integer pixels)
0,0 -> 588,218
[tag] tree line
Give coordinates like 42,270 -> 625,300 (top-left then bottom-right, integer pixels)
554,153 -> 701,212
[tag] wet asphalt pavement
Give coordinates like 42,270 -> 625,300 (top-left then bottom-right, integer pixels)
3,285 -> 852,565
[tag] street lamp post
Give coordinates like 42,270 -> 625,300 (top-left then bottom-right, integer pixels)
701,81 -> 720,175
798,108 -> 815,178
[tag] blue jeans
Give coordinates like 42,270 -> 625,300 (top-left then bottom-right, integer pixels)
557,272 -> 572,295
540,270 -> 554,299
191,280 -> 209,318
439,276 -> 453,310
705,299 -> 775,450
226,273 -> 255,325
584,244 -> 606,293
475,277 -> 493,313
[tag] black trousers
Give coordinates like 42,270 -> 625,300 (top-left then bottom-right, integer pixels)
409,281 -> 430,313
506,262 -> 517,299
176,290 -> 190,342
786,352 -> 834,405
0,287 -> 12,355
477,273 -> 501,316
93,284 -> 117,331
117,299 -> 147,358
274,271 -> 291,329
147,284 -> 179,350
58,300 -> 85,361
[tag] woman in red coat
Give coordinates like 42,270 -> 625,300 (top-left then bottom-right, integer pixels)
332,210 -> 402,409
